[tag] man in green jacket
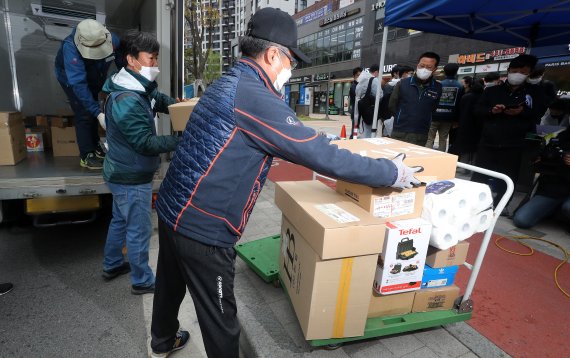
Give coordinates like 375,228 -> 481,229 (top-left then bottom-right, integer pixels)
100,30 -> 180,299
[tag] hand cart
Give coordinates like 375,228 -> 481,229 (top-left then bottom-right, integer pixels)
235,162 -> 514,348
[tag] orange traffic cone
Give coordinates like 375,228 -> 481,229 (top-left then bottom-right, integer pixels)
340,124 -> 347,140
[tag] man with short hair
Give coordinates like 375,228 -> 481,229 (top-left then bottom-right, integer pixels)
426,63 -> 463,151
398,65 -> 415,80
151,8 -> 422,358
349,66 -> 362,138
388,52 -> 443,146
528,64 -> 557,105
355,64 -> 383,138
483,72 -> 501,89
55,19 -> 122,169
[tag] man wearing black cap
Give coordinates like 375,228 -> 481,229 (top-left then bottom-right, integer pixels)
150,8 -> 422,358
426,63 -> 463,151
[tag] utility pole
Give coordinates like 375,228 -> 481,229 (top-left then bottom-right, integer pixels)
325,52 -> 332,120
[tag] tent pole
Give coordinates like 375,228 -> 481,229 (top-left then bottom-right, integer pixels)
372,24 -> 389,137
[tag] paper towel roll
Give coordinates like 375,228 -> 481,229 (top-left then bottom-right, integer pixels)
474,209 -> 494,233
457,220 -> 476,241
429,226 -> 459,250
424,179 -> 493,217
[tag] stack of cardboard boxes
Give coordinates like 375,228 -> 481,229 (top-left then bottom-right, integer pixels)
275,138 -> 469,340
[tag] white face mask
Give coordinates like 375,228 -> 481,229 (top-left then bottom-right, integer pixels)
135,58 -> 160,82
485,82 -> 497,88
272,53 -> 292,91
416,67 -> 432,80
507,72 -> 528,86
527,76 -> 542,85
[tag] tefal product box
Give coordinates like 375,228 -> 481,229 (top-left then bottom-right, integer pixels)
425,242 -> 470,268
412,285 -> 460,312
421,265 -> 458,289
332,138 -> 457,180
280,216 -> 378,340
367,290 -> 415,318
373,218 -> 432,295
275,180 -> 386,259
336,180 -> 425,221
168,98 -> 200,131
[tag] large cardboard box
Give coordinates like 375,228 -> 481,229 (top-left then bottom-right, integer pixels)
367,290 -> 415,318
373,218 -> 432,295
412,285 -> 460,312
332,138 -> 457,180
168,98 -> 200,131
0,112 -> 27,165
336,180 -> 425,221
275,180 -> 387,259
280,216 -> 378,340
1,112 -> 23,132
51,126 -> 79,157
425,242 -> 469,268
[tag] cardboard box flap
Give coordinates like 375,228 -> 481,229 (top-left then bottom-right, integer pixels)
275,181 -> 386,259
168,98 -> 200,131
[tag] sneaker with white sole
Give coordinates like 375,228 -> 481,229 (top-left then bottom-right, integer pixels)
151,329 -> 190,357
80,153 -> 103,170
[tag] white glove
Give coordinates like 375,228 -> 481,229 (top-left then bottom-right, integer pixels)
97,113 -> 106,130
390,153 -> 423,189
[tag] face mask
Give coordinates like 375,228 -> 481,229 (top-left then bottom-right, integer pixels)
527,76 -> 542,85
507,72 -> 528,86
485,82 -> 497,88
135,58 -> 160,82
272,53 -> 292,91
416,68 -> 432,80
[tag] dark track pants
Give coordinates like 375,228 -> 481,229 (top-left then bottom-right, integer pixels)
151,219 -> 240,357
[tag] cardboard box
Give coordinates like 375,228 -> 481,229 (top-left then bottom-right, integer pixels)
373,218 -> 432,295
25,132 -> 44,152
51,126 -> 79,157
425,242 -> 470,268
35,115 -> 49,127
275,180 -> 386,259
0,118 -> 27,165
168,98 -> 200,131
336,180 -> 425,221
412,285 -> 460,312
280,216 -> 377,340
368,290 -> 415,318
421,265 -> 458,289
332,138 -> 457,180
50,116 -> 73,128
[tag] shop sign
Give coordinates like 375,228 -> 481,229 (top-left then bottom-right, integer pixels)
289,75 -> 311,84
313,73 -> 329,82
544,60 -> 570,68
382,63 -> 398,74
458,66 -> 475,74
372,1 -> 386,11
339,0 -> 355,10
475,63 -> 499,73
319,8 -> 360,26
455,47 -> 526,64
295,4 -> 332,26
299,84 -> 306,105
498,62 -> 510,71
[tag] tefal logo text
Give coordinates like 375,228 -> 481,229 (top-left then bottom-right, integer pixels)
399,227 -> 422,235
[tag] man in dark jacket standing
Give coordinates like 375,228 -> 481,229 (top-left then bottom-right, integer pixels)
426,63 -> 463,151
389,52 -> 443,146
101,31 -> 180,298
471,54 -> 547,207
150,8 -> 422,358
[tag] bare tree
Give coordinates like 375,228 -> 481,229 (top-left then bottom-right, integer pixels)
185,0 -> 220,93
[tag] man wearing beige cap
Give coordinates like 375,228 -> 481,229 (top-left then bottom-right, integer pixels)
55,19 -> 122,169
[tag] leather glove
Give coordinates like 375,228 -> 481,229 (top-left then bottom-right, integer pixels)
390,153 -> 424,189
97,113 -> 106,130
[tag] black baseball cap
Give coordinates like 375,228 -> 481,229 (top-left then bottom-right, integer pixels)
246,7 -> 311,64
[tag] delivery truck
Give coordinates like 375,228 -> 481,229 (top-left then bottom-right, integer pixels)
0,0 -> 185,226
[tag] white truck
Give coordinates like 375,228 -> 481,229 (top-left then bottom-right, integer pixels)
0,0 -> 184,225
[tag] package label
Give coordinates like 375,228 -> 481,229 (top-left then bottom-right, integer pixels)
315,204 -> 360,224
373,192 -> 415,218
426,279 -> 448,288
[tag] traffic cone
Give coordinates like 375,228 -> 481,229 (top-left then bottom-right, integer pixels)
340,124 -> 347,140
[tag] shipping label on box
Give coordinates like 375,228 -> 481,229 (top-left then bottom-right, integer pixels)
368,290 -> 415,318
336,180 -> 425,221
373,218 -> 432,295
421,265 -> 458,289
25,133 -> 44,152
280,216 -> 377,340
274,181 -> 386,260
412,285 -> 460,312
332,138 -> 457,180
425,242 -> 469,268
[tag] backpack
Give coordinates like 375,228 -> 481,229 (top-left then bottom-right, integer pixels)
379,84 -> 394,120
357,78 -> 379,125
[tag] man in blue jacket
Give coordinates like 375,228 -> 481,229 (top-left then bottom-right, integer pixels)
55,19 -> 122,169
151,8 -> 422,358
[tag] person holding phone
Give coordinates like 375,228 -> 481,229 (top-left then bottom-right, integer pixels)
471,54 -> 548,209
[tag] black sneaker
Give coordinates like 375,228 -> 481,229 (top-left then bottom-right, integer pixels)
0,282 -> 14,296
131,283 -> 155,295
95,143 -> 106,159
151,329 -> 190,358
102,262 -> 131,281
80,153 -> 103,170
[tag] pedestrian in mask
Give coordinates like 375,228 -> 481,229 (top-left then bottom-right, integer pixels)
388,52 -> 443,145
